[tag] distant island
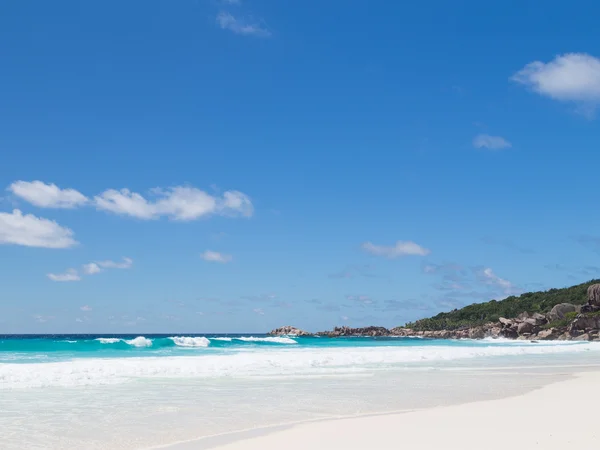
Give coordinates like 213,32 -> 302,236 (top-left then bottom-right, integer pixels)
271,279 -> 600,341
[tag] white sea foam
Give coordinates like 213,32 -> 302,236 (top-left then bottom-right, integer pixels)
96,338 -> 121,344
212,337 -> 232,342
236,336 -> 298,344
169,337 -> 210,347
125,337 -> 153,347
476,337 -> 583,346
2,341 -> 600,389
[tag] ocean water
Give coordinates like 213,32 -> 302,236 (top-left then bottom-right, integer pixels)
2,334 -> 600,449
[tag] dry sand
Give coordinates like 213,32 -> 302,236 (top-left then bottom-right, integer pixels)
170,371 -> 600,450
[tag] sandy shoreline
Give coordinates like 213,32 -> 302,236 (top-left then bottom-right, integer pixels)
164,370 -> 600,450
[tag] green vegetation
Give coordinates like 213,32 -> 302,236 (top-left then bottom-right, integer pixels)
403,279 -> 599,331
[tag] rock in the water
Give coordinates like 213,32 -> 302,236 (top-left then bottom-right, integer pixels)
469,327 -> 485,339
587,284 -> 600,306
536,328 -> 559,340
489,326 -> 502,338
269,326 -> 312,336
547,303 -> 577,322
573,333 -> 591,341
557,332 -> 572,341
500,327 -> 518,339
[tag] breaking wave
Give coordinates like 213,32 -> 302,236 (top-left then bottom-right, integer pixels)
125,337 -> 153,347
2,340 -> 599,389
96,338 -> 121,344
169,337 -> 210,348
235,337 -> 297,344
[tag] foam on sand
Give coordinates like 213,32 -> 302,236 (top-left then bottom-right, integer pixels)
194,372 -> 600,450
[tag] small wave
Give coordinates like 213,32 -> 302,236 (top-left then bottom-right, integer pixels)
96,338 -> 121,344
169,337 -> 210,348
236,337 -> 297,345
2,341 -> 600,389
212,337 -> 232,342
125,337 -> 153,347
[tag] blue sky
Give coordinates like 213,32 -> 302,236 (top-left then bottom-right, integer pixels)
1,0 -> 600,333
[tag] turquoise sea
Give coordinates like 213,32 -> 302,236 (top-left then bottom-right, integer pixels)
2,333 -> 599,388
2,334 -> 600,449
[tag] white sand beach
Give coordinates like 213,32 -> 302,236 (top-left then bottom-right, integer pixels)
170,371 -> 599,450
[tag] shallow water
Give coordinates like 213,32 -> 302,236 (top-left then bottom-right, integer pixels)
1,335 -> 599,449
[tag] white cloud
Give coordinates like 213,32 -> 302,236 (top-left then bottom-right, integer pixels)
82,263 -> 102,275
47,268 -> 81,282
201,250 -> 233,263
8,180 -> 89,209
253,308 -> 265,315
82,258 -> 132,275
478,268 -> 519,297
94,187 -> 253,221
96,257 -> 133,269
94,189 -> 157,219
53,258 -> 132,282
34,314 -> 54,323
80,305 -> 92,311
221,191 -> 254,217
216,12 -> 271,37
512,53 -> 600,110
472,134 -> 512,150
0,209 -> 77,248
361,240 -> 430,258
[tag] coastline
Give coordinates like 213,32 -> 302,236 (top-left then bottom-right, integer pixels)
4,336 -> 600,449
164,370 -> 600,450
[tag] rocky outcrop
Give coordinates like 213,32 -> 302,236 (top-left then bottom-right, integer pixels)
581,284 -> 600,312
536,328 -> 561,340
273,297 -> 600,341
517,321 -> 535,335
268,326 -> 312,336
587,284 -> 600,306
569,314 -> 600,332
394,308 -> 599,341
316,326 -> 390,337
547,303 -> 577,322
